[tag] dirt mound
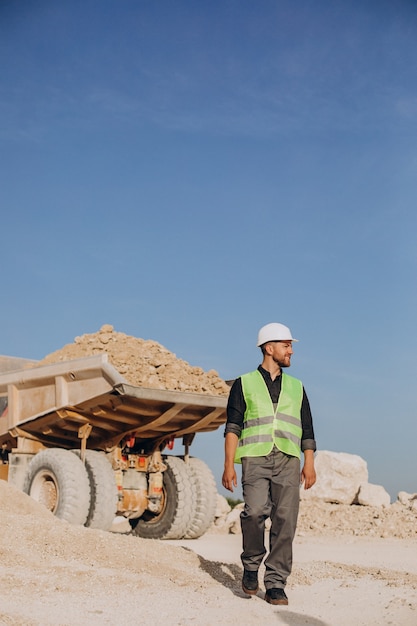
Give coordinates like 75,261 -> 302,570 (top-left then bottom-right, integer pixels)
0,480 -> 202,579
0,480 -> 53,518
37,324 -> 230,396
297,499 -> 417,540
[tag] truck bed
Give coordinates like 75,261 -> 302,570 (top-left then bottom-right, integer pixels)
0,354 -> 227,450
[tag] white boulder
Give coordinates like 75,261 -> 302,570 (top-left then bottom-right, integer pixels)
300,450 -> 368,505
210,494 -> 233,534
226,503 -> 243,534
397,491 -> 417,510
215,493 -> 232,517
356,482 -> 391,507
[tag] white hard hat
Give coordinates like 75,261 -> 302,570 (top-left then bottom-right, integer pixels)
257,322 -> 298,347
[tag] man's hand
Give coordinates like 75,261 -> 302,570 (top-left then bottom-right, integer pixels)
222,466 -> 237,492
300,449 -> 316,490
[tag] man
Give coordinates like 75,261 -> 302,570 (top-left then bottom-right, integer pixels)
222,322 -> 316,606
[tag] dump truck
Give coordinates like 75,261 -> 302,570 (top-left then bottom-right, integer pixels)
0,354 -> 227,540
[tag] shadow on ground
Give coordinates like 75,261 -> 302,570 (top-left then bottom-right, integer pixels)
194,552 -> 330,626
276,612 -> 330,626
196,554 -> 243,592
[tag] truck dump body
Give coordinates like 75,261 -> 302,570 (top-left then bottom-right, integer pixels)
0,354 -> 227,450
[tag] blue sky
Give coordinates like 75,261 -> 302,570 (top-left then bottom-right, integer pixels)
1,0 -> 416,500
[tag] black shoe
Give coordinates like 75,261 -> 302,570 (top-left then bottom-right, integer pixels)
265,588 -> 288,605
242,569 -> 259,595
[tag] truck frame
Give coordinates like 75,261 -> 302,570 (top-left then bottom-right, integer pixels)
0,354 -> 227,540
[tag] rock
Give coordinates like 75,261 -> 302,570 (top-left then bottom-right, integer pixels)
300,450 -> 368,505
215,494 -> 232,518
356,482 -> 391,507
210,497 -> 243,535
225,504 -> 242,534
397,491 -> 417,510
209,495 -> 232,534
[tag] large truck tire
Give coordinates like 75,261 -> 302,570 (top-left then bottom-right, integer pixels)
22,448 -> 90,526
72,450 -> 118,531
130,455 -> 193,540
183,457 -> 218,539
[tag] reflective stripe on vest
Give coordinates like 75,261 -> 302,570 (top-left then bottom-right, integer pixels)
235,370 -> 303,463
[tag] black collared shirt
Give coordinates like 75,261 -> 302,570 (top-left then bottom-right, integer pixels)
225,365 -> 316,452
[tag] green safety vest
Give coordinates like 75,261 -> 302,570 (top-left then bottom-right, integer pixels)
235,370 -> 303,463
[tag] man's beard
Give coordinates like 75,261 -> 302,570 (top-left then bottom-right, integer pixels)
273,357 -> 291,369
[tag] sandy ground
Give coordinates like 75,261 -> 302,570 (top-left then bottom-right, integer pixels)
1,481 -> 416,626
167,534 -> 417,626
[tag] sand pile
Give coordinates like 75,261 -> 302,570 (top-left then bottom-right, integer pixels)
36,324 -> 230,396
0,480 -> 212,625
0,480 -> 200,577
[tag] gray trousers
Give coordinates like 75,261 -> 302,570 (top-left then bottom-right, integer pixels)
240,447 -> 300,590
